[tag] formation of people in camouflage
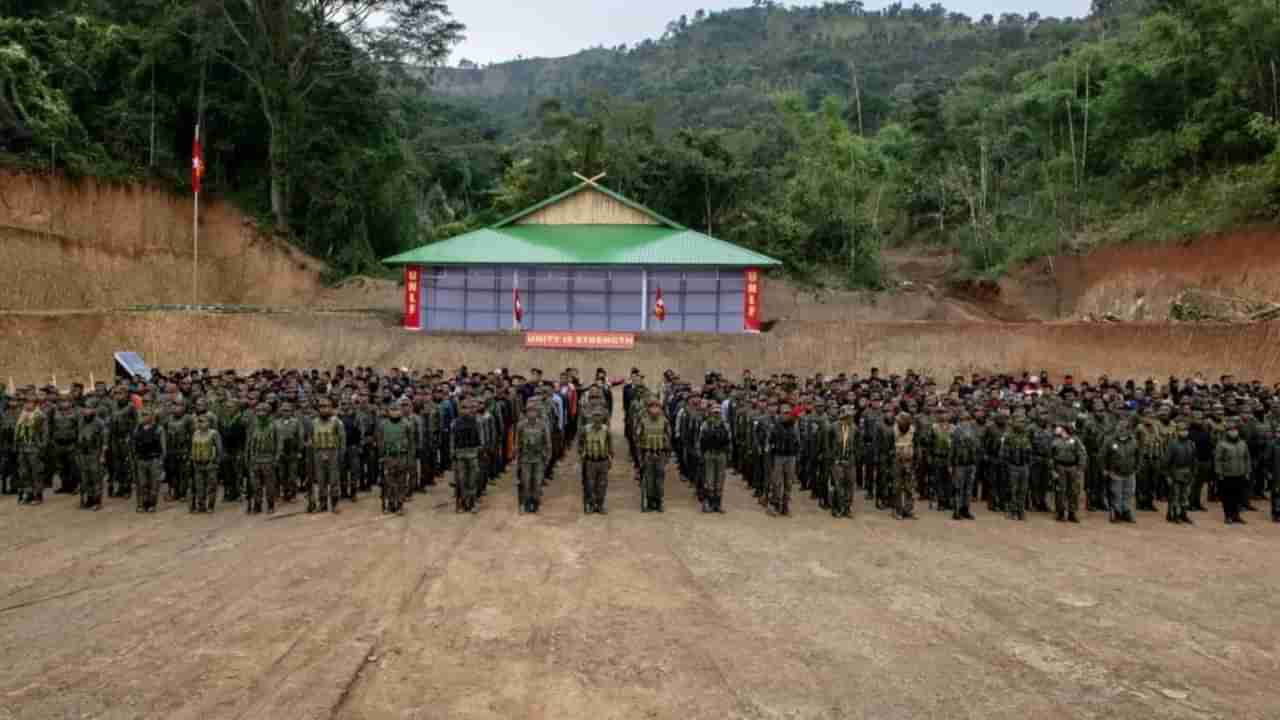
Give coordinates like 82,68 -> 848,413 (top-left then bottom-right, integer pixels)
0,365 -> 596,517
3,365 -> 1279,527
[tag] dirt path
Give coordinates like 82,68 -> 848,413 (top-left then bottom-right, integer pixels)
1,425 -> 1278,719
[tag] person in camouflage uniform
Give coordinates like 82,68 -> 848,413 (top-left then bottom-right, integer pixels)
928,410 -> 953,512
950,410 -> 979,520
246,408 -> 279,515
698,406 -> 731,514
190,414 -> 223,513
76,405 -> 107,510
891,412 -> 917,520
830,405 -> 859,518
310,397 -> 346,513
378,402 -> 411,515
1052,421 -> 1086,523
1165,421 -> 1196,524
1030,411 -> 1054,513
107,387 -> 137,498
219,398 -> 248,503
450,400 -> 483,514
769,404 -> 801,517
1104,416 -> 1140,523
578,410 -> 611,514
0,399 -> 16,495
637,398 -> 671,513
516,403 -> 551,514
15,395 -> 50,505
1266,426 -> 1280,523
47,397 -> 80,495
1215,421 -> 1250,525
877,412 -> 896,510
339,400 -> 362,501
859,398 -> 882,504
274,403 -> 304,503
1001,415 -> 1034,521
164,400 -> 193,501
131,409 -> 166,513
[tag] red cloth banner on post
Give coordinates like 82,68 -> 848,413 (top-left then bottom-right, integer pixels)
654,285 -> 666,323
513,285 -> 523,325
744,268 -> 761,332
192,126 -> 203,194
403,265 -> 421,330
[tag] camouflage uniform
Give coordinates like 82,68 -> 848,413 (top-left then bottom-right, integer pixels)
76,409 -> 107,509
578,415 -> 611,514
246,415 -> 280,514
698,411 -> 731,513
190,419 -> 223,513
379,412 -> 411,514
517,409 -> 551,513
310,413 -> 346,513
638,406 -> 671,513
830,411 -> 859,518
15,405 -> 50,504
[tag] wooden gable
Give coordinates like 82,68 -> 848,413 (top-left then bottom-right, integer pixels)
515,187 -> 658,226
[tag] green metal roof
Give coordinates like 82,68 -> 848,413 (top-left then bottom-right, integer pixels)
383,224 -> 782,267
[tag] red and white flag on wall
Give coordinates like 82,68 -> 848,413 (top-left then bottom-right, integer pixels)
654,285 -> 666,322
513,285 -> 524,325
192,124 -> 204,194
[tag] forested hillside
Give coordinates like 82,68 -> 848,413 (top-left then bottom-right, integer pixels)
3,0 -> 1280,286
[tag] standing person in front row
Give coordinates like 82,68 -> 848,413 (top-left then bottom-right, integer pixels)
378,402 -> 410,515
190,414 -> 223,513
637,399 -> 670,513
1052,421 -> 1085,523
516,403 -> 550,514
310,398 -> 346,514
77,405 -> 107,510
132,409 -> 166,513
578,411 -> 611,514
698,406 -> 731,514
1215,421 -> 1250,525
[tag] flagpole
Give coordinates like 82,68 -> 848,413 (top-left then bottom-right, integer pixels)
193,182 -> 199,306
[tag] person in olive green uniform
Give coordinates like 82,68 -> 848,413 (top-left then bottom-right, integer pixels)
637,398 -> 671,513
1001,416 -> 1034,521
379,403 -> 411,515
77,405 -> 107,510
1104,417 -> 1140,523
451,401 -> 483,513
164,400 -> 193,501
107,387 -> 137,498
578,411 -> 612,514
190,414 -> 222,513
516,403 -> 551,514
16,396 -> 50,505
246,410 -> 280,515
1052,422 -> 1086,523
891,413 -> 916,520
950,412 -> 979,520
830,406 -> 859,518
310,398 -> 346,513
48,398 -> 80,494
1165,422 -> 1196,524
0,401 -> 17,495
1215,423 -> 1251,525
274,403 -> 304,503
698,408 -> 731,514
131,409 -> 166,513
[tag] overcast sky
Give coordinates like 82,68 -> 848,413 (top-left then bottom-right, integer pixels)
447,0 -> 1092,66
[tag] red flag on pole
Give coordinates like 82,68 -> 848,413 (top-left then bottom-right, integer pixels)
513,285 -> 524,324
654,285 -> 666,322
192,125 -> 204,193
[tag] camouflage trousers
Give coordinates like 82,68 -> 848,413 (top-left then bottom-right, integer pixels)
191,462 -> 218,512
221,450 -> 245,501
165,454 -> 190,500
1007,464 -> 1029,516
892,461 -> 914,517
78,453 -> 104,507
1167,467 -> 1192,517
953,465 -> 975,514
278,452 -> 302,501
453,449 -> 480,512
49,444 -> 79,492
583,458 -> 609,511
831,462 -> 855,516
109,438 -> 133,496
1109,472 -> 1136,518
518,456 -> 545,507
381,456 -> 408,513
135,458 -> 162,510
18,450 -> 44,499
312,449 -> 341,509
343,446 -> 362,499
248,461 -> 277,511
0,449 -> 15,493
1054,464 -> 1082,516
703,452 -> 727,500
770,455 -> 796,514
641,452 -> 666,510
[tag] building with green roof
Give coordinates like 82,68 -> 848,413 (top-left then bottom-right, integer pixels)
384,178 -> 781,333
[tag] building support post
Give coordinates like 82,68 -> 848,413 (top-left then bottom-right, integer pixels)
641,268 -> 648,332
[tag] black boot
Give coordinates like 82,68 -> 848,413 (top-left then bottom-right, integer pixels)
701,499 -> 711,513
714,497 -> 724,514
1056,509 -> 1065,522
1068,512 -> 1080,523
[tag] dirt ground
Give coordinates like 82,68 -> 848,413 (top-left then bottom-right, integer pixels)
2,419 -> 1278,720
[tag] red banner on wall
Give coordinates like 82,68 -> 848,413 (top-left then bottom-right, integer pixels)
403,265 -> 421,331
525,332 -> 636,350
744,268 -> 762,333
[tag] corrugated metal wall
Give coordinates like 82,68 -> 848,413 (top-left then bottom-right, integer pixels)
421,265 -> 745,333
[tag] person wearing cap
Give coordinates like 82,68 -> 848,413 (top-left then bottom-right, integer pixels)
48,396 -> 81,496
273,402 -> 304,504
190,413 -> 223,513
1165,421 -> 1196,524
309,397 -> 345,514
1103,416 -> 1140,523
889,412 -> 917,520
1214,419 -> 1251,525
578,410 -> 612,514
378,402 -> 411,515
698,402 -> 731,514
76,403 -> 107,510
830,405 -> 859,518
107,386 -> 138,498
768,403 -> 801,517
859,397 -> 884,505
15,394 -> 50,505
131,408 -> 166,513
450,400 -> 484,514
637,398 -> 671,513
1001,415 -> 1034,521
163,399 -> 193,502
517,403 -> 551,514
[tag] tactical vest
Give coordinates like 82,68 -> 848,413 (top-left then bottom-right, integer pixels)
518,424 -> 547,455
1216,439 -> 1249,478
135,424 -> 164,460
313,418 -> 342,450
834,422 -> 858,463
894,426 -> 915,464
931,426 -> 952,461
249,421 -> 277,461
772,422 -> 799,456
584,428 -> 609,460
640,417 -> 668,452
452,416 -> 481,450
951,427 -> 979,466
1002,431 -> 1033,466
277,419 -> 302,454
167,417 -> 192,454
382,419 -> 409,456
1107,436 -> 1139,475
16,412 -> 44,449
1166,437 -> 1195,469
52,412 -> 78,444
192,431 -> 217,463
77,421 -> 104,453
1052,437 -> 1082,465
701,420 -> 730,452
